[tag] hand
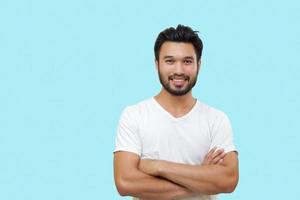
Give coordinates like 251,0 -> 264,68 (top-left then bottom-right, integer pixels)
202,147 -> 226,165
138,159 -> 164,176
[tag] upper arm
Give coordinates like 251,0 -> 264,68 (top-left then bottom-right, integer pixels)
114,107 -> 142,156
114,151 -> 140,194
222,151 -> 238,173
221,151 -> 239,191
209,111 -> 237,154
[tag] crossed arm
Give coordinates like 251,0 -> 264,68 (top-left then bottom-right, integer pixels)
114,151 -> 196,200
138,151 -> 238,195
114,148 -> 238,199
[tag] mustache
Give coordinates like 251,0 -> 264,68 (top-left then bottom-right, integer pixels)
169,74 -> 190,81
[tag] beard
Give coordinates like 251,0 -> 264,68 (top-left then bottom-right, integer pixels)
158,69 -> 198,96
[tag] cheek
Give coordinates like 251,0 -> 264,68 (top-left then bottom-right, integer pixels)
189,66 -> 198,75
159,66 -> 173,76
187,66 -> 198,75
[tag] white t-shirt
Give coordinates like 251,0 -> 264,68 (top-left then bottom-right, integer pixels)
114,97 -> 237,200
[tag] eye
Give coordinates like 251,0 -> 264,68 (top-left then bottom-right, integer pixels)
165,59 -> 174,64
183,60 -> 193,64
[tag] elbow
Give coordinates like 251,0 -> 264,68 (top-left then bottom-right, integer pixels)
223,180 -> 237,193
221,174 -> 239,193
115,177 -> 130,196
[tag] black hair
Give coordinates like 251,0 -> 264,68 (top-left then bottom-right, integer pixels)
154,24 -> 203,62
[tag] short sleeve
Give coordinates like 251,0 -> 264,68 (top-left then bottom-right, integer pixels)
209,111 -> 237,154
114,107 -> 142,156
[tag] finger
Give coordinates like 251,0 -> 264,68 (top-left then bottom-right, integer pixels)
209,147 -> 217,154
211,148 -> 224,160
220,151 -> 226,158
217,158 -> 224,164
217,153 -> 227,165
203,147 -> 217,165
206,147 -> 218,162
212,152 -> 227,164
211,150 -> 225,164
206,147 -> 217,158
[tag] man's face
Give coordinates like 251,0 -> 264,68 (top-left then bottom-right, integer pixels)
156,41 -> 200,96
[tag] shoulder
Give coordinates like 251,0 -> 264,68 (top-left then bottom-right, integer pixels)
120,98 -> 153,120
196,100 -> 230,122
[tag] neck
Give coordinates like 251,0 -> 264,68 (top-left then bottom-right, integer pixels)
154,88 -> 196,109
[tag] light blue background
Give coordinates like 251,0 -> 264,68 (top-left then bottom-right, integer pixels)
1,0 -> 299,199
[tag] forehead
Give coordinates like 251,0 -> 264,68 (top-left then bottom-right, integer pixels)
159,41 -> 196,59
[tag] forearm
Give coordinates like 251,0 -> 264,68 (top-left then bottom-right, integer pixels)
158,162 -> 235,195
117,169 -> 196,199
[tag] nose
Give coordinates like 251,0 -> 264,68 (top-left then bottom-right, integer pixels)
174,61 -> 184,74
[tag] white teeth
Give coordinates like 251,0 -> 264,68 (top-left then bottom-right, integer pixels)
174,79 -> 184,81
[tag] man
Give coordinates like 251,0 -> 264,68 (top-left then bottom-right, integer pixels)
113,24 -> 239,200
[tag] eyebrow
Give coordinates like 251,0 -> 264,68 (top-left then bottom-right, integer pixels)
163,56 -> 174,59
163,56 -> 195,60
183,56 -> 194,60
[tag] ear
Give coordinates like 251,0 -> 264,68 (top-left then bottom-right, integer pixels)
155,59 -> 159,71
197,59 -> 201,73
197,59 -> 201,70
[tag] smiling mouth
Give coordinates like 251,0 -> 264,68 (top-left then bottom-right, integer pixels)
169,75 -> 189,81
169,75 -> 189,87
